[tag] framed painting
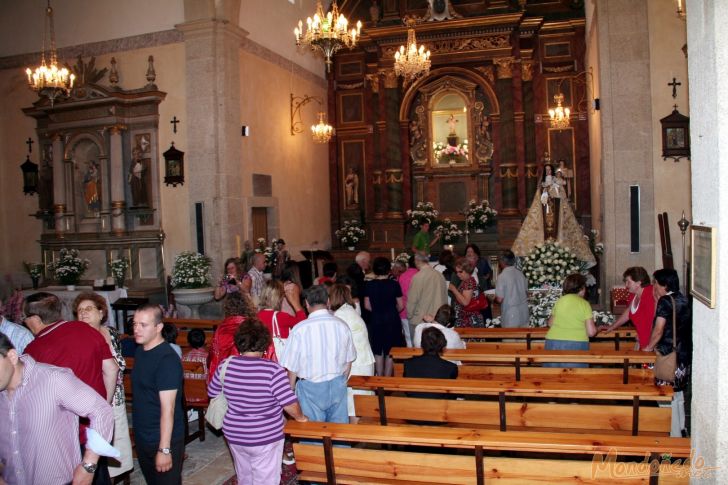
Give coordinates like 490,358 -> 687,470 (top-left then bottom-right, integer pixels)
660,108 -> 690,161
690,225 -> 716,308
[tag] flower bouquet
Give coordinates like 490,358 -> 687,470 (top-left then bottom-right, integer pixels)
433,141 -> 468,164
395,252 -> 411,266
335,220 -> 366,249
406,201 -> 438,229
23,261 -> 44,289
464,199 -> 498,231
109,258 -> 130,288
584,228 -> 605,257
433,218 -> 463,243
47,248 -> 90,286
170,251 -> 211,289
527,288 -> 562,327
254,238 -> 279,272
517,241 -> 589,288
592,310 -> 615,327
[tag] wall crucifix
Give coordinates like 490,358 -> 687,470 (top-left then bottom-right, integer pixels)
170,116 -> 180,134
26,137 -> 34,153
668,77 -> 682,99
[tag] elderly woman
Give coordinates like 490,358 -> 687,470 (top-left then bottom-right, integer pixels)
256,280 -> 306,362
72,292 -> 133,479
208,319 -> 307,484
448,258 -> 485,328
214,257 -> 246,301
329,283 -> 375,422
601,266 -> 656,349
404,327 -> 458,399
208,291 -> 256,383
545,273 -> 597,367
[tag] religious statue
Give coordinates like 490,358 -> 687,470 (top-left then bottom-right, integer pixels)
344,167 -> 359,207
83,160 -> 101,214
409,120 -> 422,147
128,148 -> 148,207
557,159 -> 574,200
511,163 -> 595,266
446,114 -> 459,136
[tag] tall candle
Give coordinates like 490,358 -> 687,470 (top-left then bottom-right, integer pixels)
236,235 -> 241,256
391,247 -> 395,261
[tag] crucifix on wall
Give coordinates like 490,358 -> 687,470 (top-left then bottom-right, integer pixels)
170,116 -> 180,134
668,77 -> 682,99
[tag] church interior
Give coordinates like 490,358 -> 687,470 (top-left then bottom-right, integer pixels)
1,0 -> 727,482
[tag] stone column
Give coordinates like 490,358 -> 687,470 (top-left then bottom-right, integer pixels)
178,10 -> 246,262
108,125 -> 126,235
51,134 -> 66,238
494,58 -> 518,214
383,69 -> 403,218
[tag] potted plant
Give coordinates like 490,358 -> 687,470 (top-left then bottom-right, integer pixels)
47,248 -> 90,290
23,261 -> 44,289
170,251 -> 213,318
335,220 -> 366,250
109,258 -> 130,289
464,199 -> 497,233
405,201 -> 439,229
433,141 -> 468,164
433,218 -> 463,244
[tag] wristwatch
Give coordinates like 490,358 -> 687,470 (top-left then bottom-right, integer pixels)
82,462 -> 97,473
158,447 -> 171,455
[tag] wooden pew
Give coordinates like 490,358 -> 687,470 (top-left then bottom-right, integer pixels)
455,326 -> 638,350
349,376 -> 672,436
390,347 -> 654,384
285,421 -> 692,484
162,317 -> 220,330
462,341 -> 624,352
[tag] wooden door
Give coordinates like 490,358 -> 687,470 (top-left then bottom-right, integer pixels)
251,207 -> 268,243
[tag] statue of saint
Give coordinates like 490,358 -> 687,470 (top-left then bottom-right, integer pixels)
446,114 -> 459,136
128,148 -> 148,207
344,167 -> 359,207
83,160 -> 101,214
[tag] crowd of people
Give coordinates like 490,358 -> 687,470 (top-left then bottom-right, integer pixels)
0,241 -> 693,483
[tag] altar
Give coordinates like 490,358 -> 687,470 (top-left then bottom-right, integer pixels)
22,286 -> 128,330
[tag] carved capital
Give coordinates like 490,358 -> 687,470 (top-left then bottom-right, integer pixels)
522,60 -> 534,82
384,168 -> 403,184
53,204 -> 66,214
372,170 -> 383,184
493,57 -> 514,79
365,73 -> 380,94
108,124 -> 127,135
380,69 -> 398,89
475,66 -> 495,85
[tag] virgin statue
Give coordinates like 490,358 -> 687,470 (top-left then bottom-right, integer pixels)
512,163 -> 595,266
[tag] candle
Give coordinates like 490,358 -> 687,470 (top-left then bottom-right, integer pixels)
391,248 -> 395,261
236,235 -> 241,256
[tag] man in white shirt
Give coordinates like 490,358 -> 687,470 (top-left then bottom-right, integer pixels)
280,285 -> 356,424
495,250 -> 529,327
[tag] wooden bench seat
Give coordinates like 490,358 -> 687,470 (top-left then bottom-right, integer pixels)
390,347 -> 654,384
462,340 -> 626,351
455,326 -> 638,352
285,421 -> 692,484
348,376 -> 672,436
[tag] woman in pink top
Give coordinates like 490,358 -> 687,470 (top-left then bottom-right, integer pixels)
393,257 -> 418,347
601,266 -> 656,349
256,280 -> 306,362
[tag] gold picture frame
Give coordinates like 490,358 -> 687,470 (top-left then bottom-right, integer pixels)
690,225 -> 716,308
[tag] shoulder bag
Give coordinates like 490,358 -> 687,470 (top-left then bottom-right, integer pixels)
464,291 -> 488,312
653,295 -> 677,383
271,311 -> 287,362
206,357 -> 232,430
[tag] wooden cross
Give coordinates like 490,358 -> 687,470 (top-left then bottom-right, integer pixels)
668,77 -> 681,99
26,137 -> 34,153
170,116 -> 180,134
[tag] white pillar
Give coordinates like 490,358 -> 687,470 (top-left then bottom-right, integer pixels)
109,125 -> 126,235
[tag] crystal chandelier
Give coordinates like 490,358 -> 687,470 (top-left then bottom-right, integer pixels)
294,0 -> 362,72
25,0 -> 75,106
311,112 -> 334,143
394,20 -> 431,84
548,93 -> 570,129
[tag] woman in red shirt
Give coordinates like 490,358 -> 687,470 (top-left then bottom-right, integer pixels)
208,291 -> 256,383
256,280 -> 306,362
601,266 -> 656,349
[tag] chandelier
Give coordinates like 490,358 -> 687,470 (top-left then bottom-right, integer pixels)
311,112 -> 334,143
25,0 -> 75,106
394,20 -> 431,84
548,93 -> 570,129
294,0 -> 362,72
675,0 -> 686,19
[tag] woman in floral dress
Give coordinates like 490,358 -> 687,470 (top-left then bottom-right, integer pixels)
448,258 -> 485,327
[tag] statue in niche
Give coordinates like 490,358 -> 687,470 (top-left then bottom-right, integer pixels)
446,114 -> 459,136
410,104 -> 428,165
344,167 -> 359,207
473,103 -> 494,163
128,147 -> 149,207
83,160 -> 101,214
38,145 -> 54,212
409,120 -> 422,147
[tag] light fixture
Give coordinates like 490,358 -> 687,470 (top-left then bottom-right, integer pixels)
290,94 -> 334,143
25,0 -> 75,106
294,0 -> 362,72
394,18 -> 431,85
675,0 -> 686,20
311,112 -> 334,144
21,155 -> 39,195
548,93 -> 570,129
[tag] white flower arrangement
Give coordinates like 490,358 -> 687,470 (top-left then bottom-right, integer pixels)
517,241 -> 589,288
527,288 -> 562,327
433,141 -> 468,164
109,258 -> 130,283
254,238 -> 280,272
464,199 -> 498,230
171,251 -> 211,289
335,220 -> 366,246
47,248 -> 90,285
584,228 -> 605,256
395,252 -> 411,265
23,261 -> 44,279
592,310 -> 615,326
406,201 -> 439,228
434,218 -> 463,243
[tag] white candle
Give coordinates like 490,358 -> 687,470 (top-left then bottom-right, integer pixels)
236,235 -> 241,256
391,248 -> 395,261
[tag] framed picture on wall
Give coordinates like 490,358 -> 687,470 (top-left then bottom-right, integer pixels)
660,108 -> 690,161
690,225 -> 716,308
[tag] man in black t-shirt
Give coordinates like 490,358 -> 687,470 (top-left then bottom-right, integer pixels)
131,304 -> 185,484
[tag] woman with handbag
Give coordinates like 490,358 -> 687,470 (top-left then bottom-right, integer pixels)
544,273 -> 597,367
448,258 -> 486,327
642,269 -> 692,435
256,280 -> 306,362
208,319 -> 307,484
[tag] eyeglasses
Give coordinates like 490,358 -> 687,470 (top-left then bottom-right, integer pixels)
77,306 -> 99,314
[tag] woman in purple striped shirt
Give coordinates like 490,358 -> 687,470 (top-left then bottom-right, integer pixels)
208,318 -> 307,484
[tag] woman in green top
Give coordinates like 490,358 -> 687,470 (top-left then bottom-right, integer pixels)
411,222 -> 440,255
544,273 -> 596,368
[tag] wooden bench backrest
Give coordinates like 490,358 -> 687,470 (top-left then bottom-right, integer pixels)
390,347 -> 655,364
163,317 -> 220,330
463,341 -> 624,351
455,326 -> 637,340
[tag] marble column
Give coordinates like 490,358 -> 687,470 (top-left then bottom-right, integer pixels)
108,125 -> 126,235
51,134 -> 66,238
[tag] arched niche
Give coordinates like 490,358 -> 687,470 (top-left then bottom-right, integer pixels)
65,131 -> 109,223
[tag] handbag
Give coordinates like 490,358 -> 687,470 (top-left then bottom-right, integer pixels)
653,295 -> 678,383
271,311 -> 287,362
464,292 -> 488,312
206,357 -> 232,430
